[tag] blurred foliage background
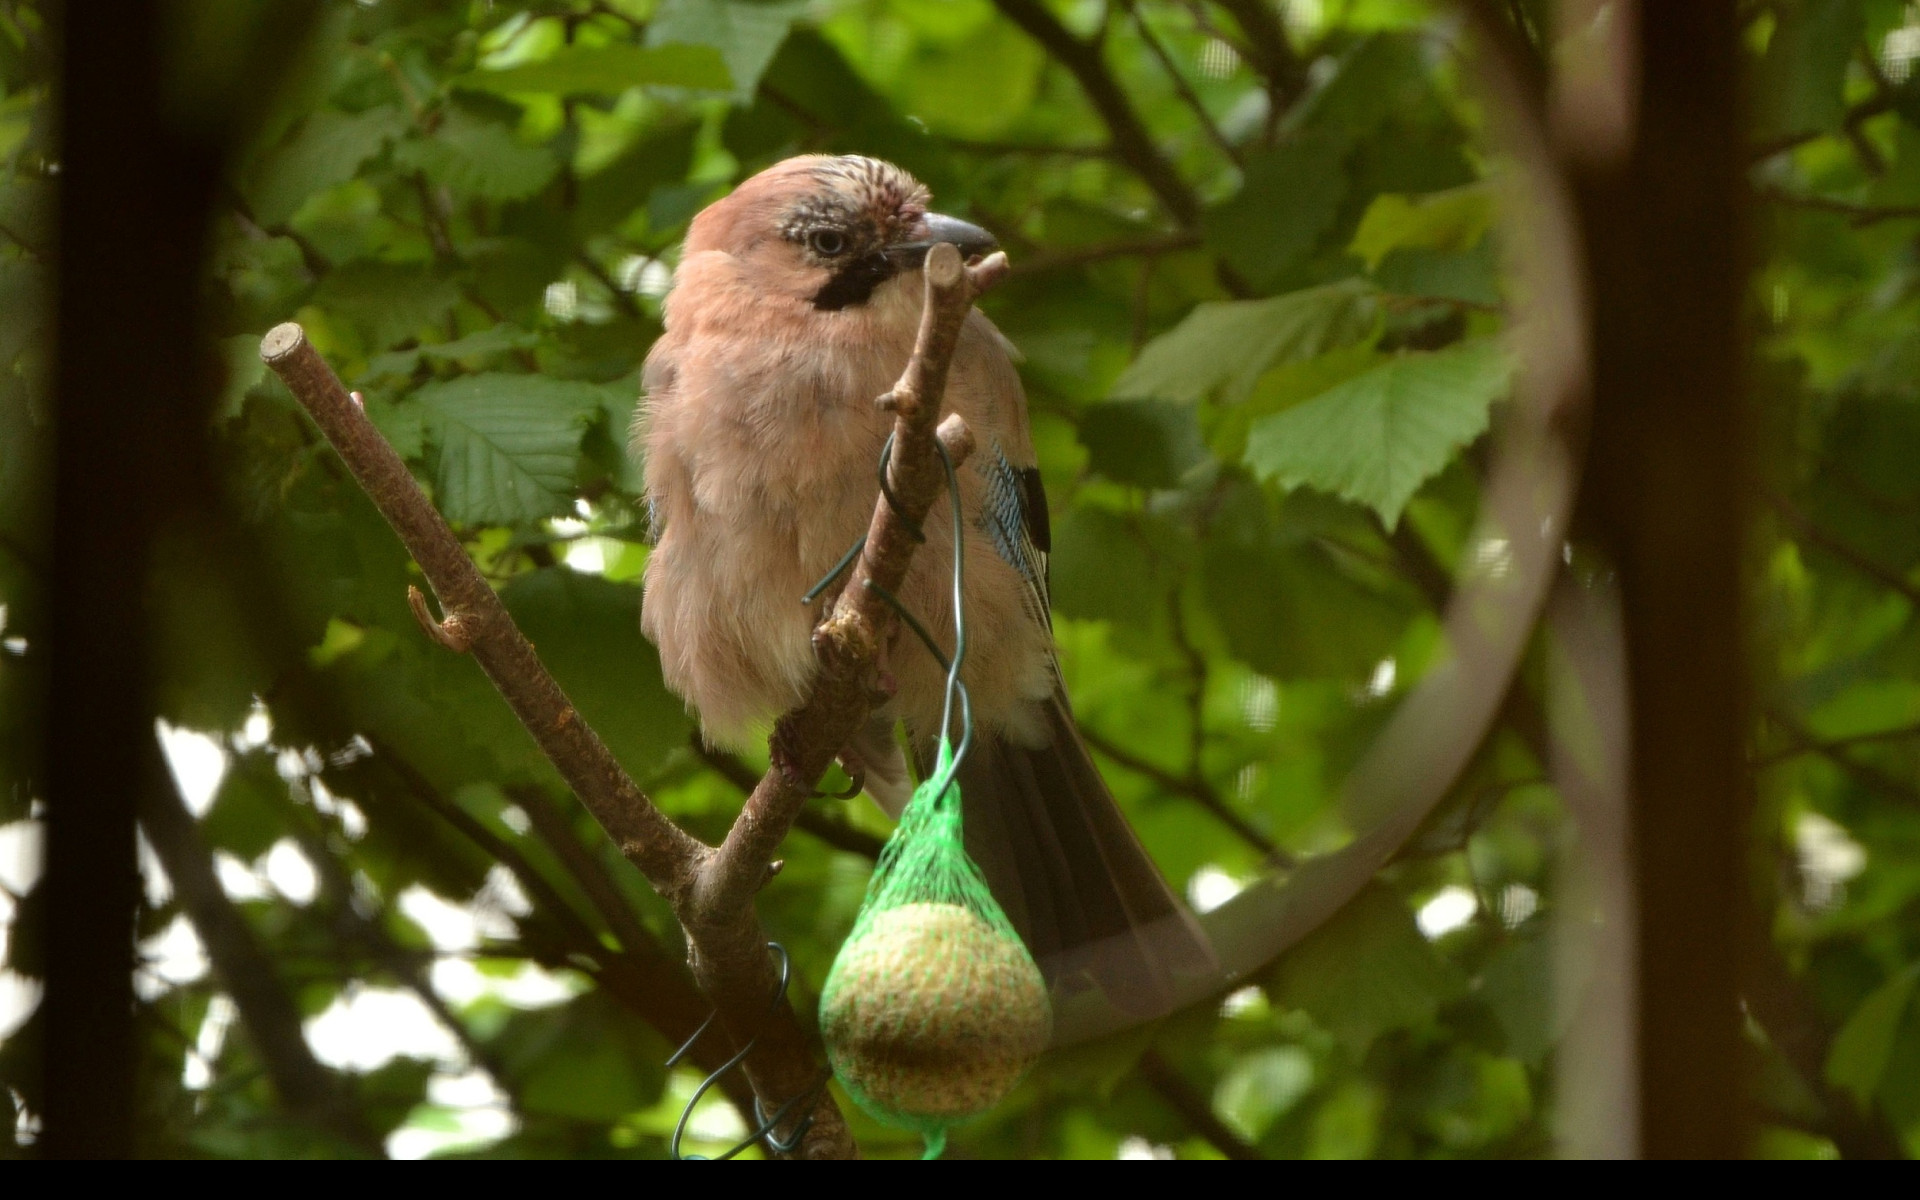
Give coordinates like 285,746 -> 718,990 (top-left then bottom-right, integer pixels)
1,0 -> 1919,1159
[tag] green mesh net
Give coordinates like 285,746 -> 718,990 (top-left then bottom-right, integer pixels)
819,739 -> 1051,1159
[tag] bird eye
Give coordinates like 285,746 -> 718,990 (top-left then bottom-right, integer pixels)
808,229 -> 847,256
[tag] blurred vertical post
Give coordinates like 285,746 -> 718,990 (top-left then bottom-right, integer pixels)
1568,2 -> 1752,1158
41,1 -> 224,1155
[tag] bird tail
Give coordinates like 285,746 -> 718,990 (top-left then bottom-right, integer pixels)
946,692 -> 1217,1021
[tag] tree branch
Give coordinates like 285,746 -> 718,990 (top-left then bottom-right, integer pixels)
363,745 -> 756,1113
1756,185 -> 1920,226
139,756 -> 371,1147
1077,726 -> 1286,864
261,242 -> 1007,1159
1207,0 -> 1309,107
1137,1048 -> 1264,1160
1010,231 -> 1203,277
1766,489 -> 1920,608
690,737 -> 886,861
1750,88 -> 1896,161
993,0 -> 1203,227
1122,0 -> 1243,165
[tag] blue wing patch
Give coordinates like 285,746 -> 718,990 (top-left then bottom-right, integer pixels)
980,443 -> 1051,631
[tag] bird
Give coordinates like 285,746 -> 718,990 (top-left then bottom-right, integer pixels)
634,154 -> 1213,1015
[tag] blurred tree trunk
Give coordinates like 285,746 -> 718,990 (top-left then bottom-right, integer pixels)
42,1 -> 226,1156
1572,1 -> 1752,1159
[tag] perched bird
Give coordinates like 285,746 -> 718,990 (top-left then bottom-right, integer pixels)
635,154 -> 1212,1013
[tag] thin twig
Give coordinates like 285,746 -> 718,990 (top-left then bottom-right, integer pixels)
1767,489 -> 1920,608
691,737 -> 886,861
1766,710 -> 1920,809
1011,231 -> 1203,276
1750,88 -> 1896,161
263,242 -> 1006,1159
1754,721 -> 1920,767
1122,0 -> 1243,164
574,250 -> 643,320
1756,185 -> 1920,226
1137,1048 -> 1264,1160
1207,0 -> 1309,107
139,761 -> 370,1145
994,0 -> 1204,226
1080,725 -> 1287,864
509,783 -> 665,964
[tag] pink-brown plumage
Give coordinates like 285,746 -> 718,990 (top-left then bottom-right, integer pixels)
635,156 -> 1212,1013
637,156 -> 1052,766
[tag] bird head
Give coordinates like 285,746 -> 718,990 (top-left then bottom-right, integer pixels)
684,155 -> 997,312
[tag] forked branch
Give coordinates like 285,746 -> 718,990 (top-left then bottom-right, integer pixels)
261,241 -> 1007,1160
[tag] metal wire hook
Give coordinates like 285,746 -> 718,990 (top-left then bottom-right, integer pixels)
668,942 -> 822,1161
877,433 -> 927,543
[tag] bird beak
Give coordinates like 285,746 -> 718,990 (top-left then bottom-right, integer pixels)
892,212 -> 999,267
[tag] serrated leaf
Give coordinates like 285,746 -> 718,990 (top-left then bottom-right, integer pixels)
454,42 -> 731,97
1113,279 -> 1377,405
246,104 -> 408,227
392,110 -> 558,203
1827,964 -> 1919,1107
415,374 -> 607,525
647,0 -> 805,102
1244,338 -> 1511,527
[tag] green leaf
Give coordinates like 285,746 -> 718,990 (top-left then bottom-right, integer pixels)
310,263 -> 461,352
1113,280 -> 1378,405
1349,184 -> 1493,269
216,334 -> 267,420
1478,931 -> 1557,1066
1201,480 -> 1410,679
1244,338 -> 1511,527
493,991 -> 667,1121
1205,135 -> 1349,290
392,109 -> 559,203
245,104 -> 408,227
201,752 -> 292,862
415,374 -> 607,525
647,0 -> 805,102
1078,399 -> 1208,489
1049,507 -> 1160,630
1372,242 -> 1500,308
454,42 -> 731,97
1266,884 -> 1460,1052
1286,33 -> 1431,142
500,569 -> 692,778
1827,964 -> 1919,1107
1756,0 -> 1864,138
1214,1046 -> 1315,1141
896,15 -> 1045,139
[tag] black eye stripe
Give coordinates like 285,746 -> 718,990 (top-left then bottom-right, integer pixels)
811,253 -> 898,311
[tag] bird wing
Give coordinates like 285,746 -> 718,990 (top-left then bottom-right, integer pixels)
981,444 -> 1052,634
